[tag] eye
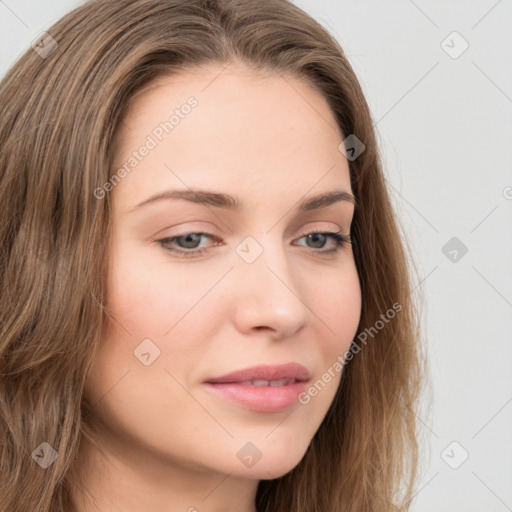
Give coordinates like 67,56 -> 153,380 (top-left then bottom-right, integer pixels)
156,230 -> 351,259
294,230 -> 351,254
157,232 -> 216,258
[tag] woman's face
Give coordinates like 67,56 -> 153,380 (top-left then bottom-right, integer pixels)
85,63 -> 361,490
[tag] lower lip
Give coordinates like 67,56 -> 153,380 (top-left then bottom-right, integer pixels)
202,381 -> 309,413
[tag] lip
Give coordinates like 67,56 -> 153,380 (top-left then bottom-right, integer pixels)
202,363 -> 310,413
204,363 -> 311,384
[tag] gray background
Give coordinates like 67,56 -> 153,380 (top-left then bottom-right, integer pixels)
1,1 -> 511,510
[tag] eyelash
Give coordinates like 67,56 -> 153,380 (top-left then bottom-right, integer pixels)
156,230 -> 352,259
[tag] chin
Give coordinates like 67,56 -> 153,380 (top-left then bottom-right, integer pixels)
231,441 -> 310,480
239,458 -> 305,481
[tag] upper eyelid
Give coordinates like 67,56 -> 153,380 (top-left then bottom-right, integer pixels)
159,219 -> 347,237
160,225 -> 346,242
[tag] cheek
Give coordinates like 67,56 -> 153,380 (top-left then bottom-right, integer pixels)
314,264 -> 362,355
84,258 -> 209,420
93,250 -> 225,394
104,246 -> 220,338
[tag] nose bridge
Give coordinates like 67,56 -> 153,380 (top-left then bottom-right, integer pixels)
236,231 -> 293,287
231,232 -> 310,336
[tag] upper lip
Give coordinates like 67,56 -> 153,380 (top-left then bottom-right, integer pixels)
204,363 -> 311,384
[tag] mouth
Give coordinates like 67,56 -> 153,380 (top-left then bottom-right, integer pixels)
236,378 -> 297,386
202,363 -> 310,413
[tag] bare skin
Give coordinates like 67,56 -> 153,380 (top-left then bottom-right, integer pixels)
69,62 -> 362,512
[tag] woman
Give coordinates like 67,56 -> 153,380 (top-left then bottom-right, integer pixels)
0,0 -> 425,511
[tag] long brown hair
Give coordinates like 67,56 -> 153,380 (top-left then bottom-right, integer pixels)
0,1 -> 426,510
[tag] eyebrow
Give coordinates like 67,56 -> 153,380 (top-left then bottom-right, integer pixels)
128,188 -> 356,213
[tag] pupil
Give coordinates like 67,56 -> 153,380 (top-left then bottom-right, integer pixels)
180,234 -> 200,248
309,233 -> 325,248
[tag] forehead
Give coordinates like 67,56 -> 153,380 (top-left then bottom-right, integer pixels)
112,63 -> 351,210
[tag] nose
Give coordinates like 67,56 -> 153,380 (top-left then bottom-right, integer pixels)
230,236 -> 311,339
